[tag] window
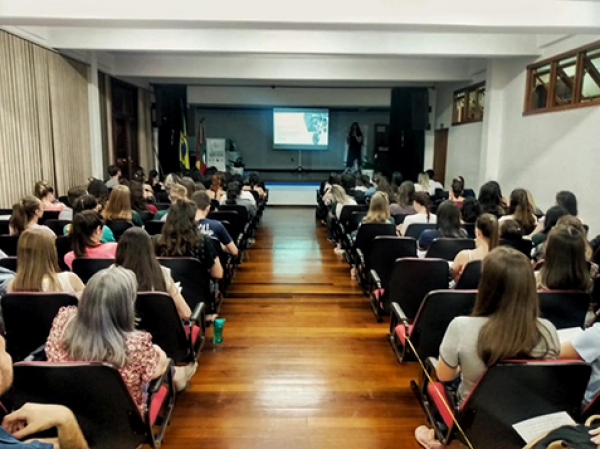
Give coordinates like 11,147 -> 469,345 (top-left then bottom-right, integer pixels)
524,40 -> 600,114
453,83 -> 485,125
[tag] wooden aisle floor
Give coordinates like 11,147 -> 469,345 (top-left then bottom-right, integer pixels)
162,207 -> 426,449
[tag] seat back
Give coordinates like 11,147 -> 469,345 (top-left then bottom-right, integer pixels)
1,293 -> 78,361
144,220 -> 164,236
135,292 -> 191,363
38,210 -> 60,225
354,223 -> 397,257
392,214 -> 407,225
219,204 -> 249,224
0,257 -> 17,272
338,205 -> 368,229
462,223 -> 476,239
404,223 -> 436,240
538,290 -> 590,329
410,290 -> 477,360
346,211 -> 367,234
208,211 -> 243,242
0,209 -> 12,216
455,361 -> 591,448
500,238 -> 533,259
72,258 -> 115,283
158,258 -> 212,311
55,235 -> 72,272
0,235 -> 19,256
455,260 -> 482,290
0,220 -> 9,235
425,238 -> 475,261
369,237 -> 417,289
106,220 -> 134,240
388,258 -> 450,319
12,362 -> 149,449
44,219 -> 71,236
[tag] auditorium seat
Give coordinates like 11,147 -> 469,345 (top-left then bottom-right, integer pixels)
425,238 -> 475,261
44,219 -> 71,236
349,222 -> 396,268
0,219 -> 9,235
454,260 -> 482,290
538,290 -> 590,329
144,220 -> 165,236
13,360 -> 176,449
0,235 -> 19,257
389,290 -> 476,363
405,223 -> 436,240
419,360 -> 590,448
38,210 -> 60,225
1,292 -> 78,361
106,220 -> 134,241
0,257 -> 17,272
72,258 -> 114,283
136,292 -> 205,364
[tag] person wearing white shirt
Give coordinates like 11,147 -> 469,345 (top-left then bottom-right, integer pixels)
400,192 -> 437,235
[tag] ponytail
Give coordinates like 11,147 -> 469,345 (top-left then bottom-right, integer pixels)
413,192 -> 431,223
477,213 -> 499,250
226,182 -> 241,205
9,196 -> 40,236
72,210 -> 104,258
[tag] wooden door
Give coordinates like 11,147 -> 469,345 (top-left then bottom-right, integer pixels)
433,129 -> 449,186
111,79 -> 138,180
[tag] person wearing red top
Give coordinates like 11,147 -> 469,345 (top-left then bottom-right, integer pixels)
64,210 -> 117,270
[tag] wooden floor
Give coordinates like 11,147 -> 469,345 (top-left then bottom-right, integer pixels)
162,208 -> 425,449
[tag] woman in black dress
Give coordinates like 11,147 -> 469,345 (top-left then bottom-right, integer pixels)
346,122 -> 363,169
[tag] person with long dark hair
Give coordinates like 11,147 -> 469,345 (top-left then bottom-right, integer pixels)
64,211 -> 117,270
400,192 -> 436,235
478,181 -> 507,217
418,200 -> 467,251
499,188 -> 538,236
345,122 -> 363,169
415,247 -> 559,448
219,181 -> 256,218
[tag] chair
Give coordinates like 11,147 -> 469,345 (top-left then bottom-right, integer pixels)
210,200 -> 220,212
0,235 -> 19,257
158,258 -> 219,314
389,290 -> 476,362
352,223 -> 396,262
145,220 -> 165,236
1,293 -> 78,362
425,238 -> 475,261
44,219 -> 71,236
385,258 -> 450,320
337,205 -> 368,233
208,210 -> 245,252
455,260 -> 482,290
0,220 -> 9,235
106,220 -> 134,240
0,257 -> 17,272
366,237 -> 417,320
55,235 -> 72,272
500,238 -> 533,259
136,292 -> 206,364
462,223 -> 476,239
58,195 -> 70,206
38,210 -> 60,225
538,290 -> 590,329
346,211 -> 367,235
405,223 -> 436,240
219,204 -> 249,226
420,360 -> 591,448
12,361 -> 176,449
0,209 -> 12,216
72,258 -> 115,283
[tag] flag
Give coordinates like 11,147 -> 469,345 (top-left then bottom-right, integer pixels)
179,105 -> 190,171
196,119 -> 206,174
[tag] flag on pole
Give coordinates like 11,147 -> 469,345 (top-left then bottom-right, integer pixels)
179,104 -> 190,170
196,119 -> 206,174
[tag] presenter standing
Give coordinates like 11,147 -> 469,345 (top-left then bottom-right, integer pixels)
345,122 -> 363,170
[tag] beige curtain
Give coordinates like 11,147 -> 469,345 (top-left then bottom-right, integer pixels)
0,30 -> 91,208
137,88 -> 154,171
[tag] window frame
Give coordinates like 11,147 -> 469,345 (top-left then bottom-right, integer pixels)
524,39 -> 600,116
452,82 -> 485,126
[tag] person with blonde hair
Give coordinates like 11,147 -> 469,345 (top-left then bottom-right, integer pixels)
46,266 -> 170,412
156,183 -> 187,221
362,192 -> 394,225
9,195 -> 55,237
7,229 -> 84,294
102,185 -> 143,226
414,172 -> 430,194
34,180 -> 66,211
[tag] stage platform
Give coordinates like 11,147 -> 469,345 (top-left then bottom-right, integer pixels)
265,181 -> 320,206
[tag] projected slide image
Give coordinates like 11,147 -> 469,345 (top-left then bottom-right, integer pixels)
273,108 -> 329,150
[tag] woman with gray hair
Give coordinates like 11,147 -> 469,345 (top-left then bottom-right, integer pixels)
46,266 -> 168,417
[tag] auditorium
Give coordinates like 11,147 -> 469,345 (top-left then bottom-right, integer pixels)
1,1 -> 600,448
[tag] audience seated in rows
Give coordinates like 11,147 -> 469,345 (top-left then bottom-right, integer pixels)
59,185 -> 87,221
478,181 -> 508,218
452,214 -> 499,282
418,201 -> 467,251
460,197 -> 481,225
46,266 -> 169,415
105,165 -> 121,189
220,181 -> 256,219
102,185 -> 143,227
499,188 -> 538,236
193,191 -> 239,257
390,181 -> 416,216
64,211 -> 117,270
154,201 -> 223,280
7,229 -> 84,295
400,192 -> 436,235
9,196 -> 55,237
415,247 -> 560,448
64,195 -> 115,243
34,181 -> 66,212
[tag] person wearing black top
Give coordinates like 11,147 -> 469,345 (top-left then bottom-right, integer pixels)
345,122 -> 363,169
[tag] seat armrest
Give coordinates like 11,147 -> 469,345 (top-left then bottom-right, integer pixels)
24,344 -> 47,362
149,358 -> 174,395
390,302 -> 410,333
425,357 -> 439,380
191,302 -> 207,334
369,269 -> 382,289
356,248 -> 365,266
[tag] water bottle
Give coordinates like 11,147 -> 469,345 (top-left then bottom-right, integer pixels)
213,318 -> 226,344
